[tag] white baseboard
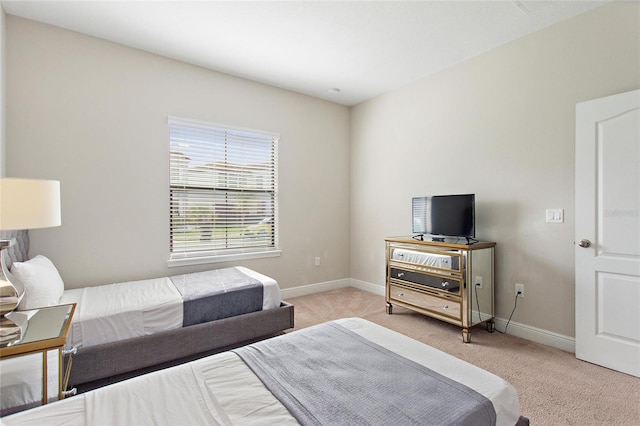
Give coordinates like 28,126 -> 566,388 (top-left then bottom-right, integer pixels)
281,278 -> 576,353
280,278 -> 351,299
348,278 -> 385,296
492,317 -> 575,353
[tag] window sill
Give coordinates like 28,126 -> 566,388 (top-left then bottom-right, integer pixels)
167,249 -> 282,268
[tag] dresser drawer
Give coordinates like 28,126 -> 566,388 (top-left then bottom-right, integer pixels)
390,268 -> 461,294
389,284 -> 461,320
389,246 -> 462,274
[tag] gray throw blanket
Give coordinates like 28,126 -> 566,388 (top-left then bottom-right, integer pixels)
170,267 -> 263,327
234,322 -> 496,426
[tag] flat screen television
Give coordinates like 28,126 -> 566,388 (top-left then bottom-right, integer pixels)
412,194 -> 475,240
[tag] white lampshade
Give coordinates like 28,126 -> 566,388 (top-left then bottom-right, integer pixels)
0,178 -> 61,230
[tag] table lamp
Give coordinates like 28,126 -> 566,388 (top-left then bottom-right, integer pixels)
0,178 -> 61,338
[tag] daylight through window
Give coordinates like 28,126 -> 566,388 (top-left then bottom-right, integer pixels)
169,117 -> 279,264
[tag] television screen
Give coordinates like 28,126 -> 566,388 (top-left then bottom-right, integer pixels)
412,194 -> 475,238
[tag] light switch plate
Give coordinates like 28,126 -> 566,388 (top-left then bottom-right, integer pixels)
546,208 -> 564,223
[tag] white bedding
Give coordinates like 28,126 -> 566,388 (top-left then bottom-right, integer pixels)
2,318 -> 522,426
239,266 -> 281,310
59,277 -> 182,350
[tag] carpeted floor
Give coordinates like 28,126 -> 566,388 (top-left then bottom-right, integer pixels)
286,287 -> 640,426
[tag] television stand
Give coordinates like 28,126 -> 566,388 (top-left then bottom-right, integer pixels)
385,237 -> 496,343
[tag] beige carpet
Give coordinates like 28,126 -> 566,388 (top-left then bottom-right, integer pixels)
286,287 -> 640,426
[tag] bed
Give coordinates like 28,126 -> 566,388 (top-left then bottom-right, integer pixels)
0,230 -> 294,414
59,265 -> 283,352
1,318 -> 528,426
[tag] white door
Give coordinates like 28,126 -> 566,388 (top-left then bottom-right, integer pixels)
575,89 -> 640,377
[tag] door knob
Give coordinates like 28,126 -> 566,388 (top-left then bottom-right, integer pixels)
578,239 -> 591,248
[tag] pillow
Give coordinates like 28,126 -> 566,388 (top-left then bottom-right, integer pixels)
11,255 -> 65,310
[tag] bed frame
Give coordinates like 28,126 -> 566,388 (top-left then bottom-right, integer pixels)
67,301 -> 294,391
1,230 -> 295,393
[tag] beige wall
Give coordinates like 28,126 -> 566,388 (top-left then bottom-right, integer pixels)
6,16 -> 351,289
350,2 -> 640,337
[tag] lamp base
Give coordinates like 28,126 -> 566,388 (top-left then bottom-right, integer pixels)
0,243 -> 25,317
0,315 -> 22,345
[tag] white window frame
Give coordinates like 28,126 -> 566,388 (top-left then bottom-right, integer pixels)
167,117 -> 280,267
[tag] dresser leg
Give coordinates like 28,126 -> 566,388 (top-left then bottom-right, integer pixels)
462,328 -> 471,343
386,303 -> 393,315
487,320 -> 495,333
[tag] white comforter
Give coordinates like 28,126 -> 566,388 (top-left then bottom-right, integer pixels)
60,277 -> 182,350
2,318 -> 522,426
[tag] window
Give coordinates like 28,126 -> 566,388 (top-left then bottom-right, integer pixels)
168,117 -> 279,266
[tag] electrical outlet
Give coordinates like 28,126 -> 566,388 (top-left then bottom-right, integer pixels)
515,283 -> 524,298
475,276 -> 483,289
314,256 -> 320,266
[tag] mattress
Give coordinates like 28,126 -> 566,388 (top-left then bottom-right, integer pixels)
1,318 -> 522,426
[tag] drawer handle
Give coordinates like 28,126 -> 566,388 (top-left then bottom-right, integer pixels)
398,272 -> 405,277
442,305 -> 449,309
441,281 -> 449,287
398,292 -> 404,296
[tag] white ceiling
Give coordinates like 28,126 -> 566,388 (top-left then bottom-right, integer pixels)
2,0 -> 610,106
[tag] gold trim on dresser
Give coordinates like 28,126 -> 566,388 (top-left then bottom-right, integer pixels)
385,237 -> 495,343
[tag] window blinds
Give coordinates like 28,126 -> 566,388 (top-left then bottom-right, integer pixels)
169,117 -> 279,260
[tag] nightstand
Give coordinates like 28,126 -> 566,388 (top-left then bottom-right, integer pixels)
0,303 -> 76,414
